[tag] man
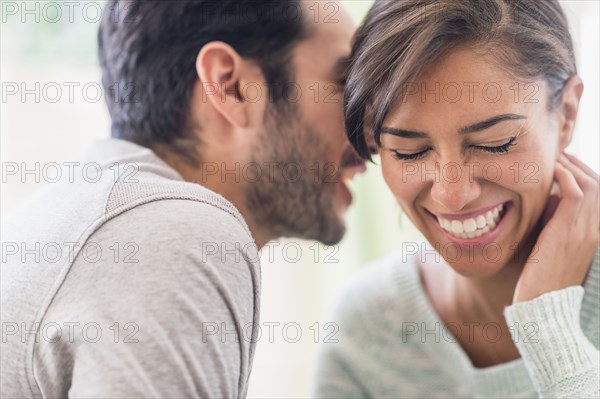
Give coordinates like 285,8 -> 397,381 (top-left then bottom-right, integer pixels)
1,0 -> 365,397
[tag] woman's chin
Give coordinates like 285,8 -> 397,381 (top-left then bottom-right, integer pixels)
420,231 -> 517,278
444,256 -> 509,278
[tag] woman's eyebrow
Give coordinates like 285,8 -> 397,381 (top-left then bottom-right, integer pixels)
380,127 -> 428,138
380,113 -> 527,139
458,113 -> 527,135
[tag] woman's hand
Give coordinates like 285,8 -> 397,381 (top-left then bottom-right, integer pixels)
513,152 -> 600,303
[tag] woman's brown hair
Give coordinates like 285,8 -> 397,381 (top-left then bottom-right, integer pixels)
345,0 -> 578,160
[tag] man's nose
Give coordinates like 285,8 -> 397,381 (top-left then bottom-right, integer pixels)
429,162 -> 481,212
344,161 -> 367,176
340,152 -> 367,177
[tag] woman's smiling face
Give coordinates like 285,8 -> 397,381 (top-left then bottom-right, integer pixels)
380,47 -> 574,277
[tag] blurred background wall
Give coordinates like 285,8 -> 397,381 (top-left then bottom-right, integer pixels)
1,1 -> 598,397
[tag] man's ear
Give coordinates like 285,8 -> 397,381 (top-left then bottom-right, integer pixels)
195,42 -> 249,128
558,75 -> 584,151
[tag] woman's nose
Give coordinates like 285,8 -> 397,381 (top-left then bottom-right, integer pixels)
429,162 -> 482,212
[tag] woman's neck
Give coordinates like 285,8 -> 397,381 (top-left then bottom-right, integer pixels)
451,260 -> 521,322
419,234 -> 542,368
450,222 -> 543,321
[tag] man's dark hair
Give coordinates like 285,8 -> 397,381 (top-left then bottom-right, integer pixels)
98,0 -> 309,164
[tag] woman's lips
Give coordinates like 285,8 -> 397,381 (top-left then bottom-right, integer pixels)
425,201 -> 513,246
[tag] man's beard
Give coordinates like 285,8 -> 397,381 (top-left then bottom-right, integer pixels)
245,106 -> 345,245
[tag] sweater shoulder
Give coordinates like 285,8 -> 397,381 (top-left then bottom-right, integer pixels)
104,163 -> 251,237
581,246 -> 600,347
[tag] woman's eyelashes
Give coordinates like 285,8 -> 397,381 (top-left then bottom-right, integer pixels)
390,136 -> 518,161
471,136 -> 517,154
391,147 -> 431,161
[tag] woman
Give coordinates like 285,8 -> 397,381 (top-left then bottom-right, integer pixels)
315,0 -> 599,397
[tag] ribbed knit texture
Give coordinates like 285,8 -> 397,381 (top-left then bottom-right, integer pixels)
314,247 -> 600,398
505,286 -> 600,398
1,139 -> 260,398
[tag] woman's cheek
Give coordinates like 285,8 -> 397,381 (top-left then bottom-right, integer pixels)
381,158 -> 424,205
494,148 -> 554,193
495,153 -> 555,229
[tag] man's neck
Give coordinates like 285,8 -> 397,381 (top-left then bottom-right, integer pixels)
155,147 -> 272,249
194,173 -> 272,249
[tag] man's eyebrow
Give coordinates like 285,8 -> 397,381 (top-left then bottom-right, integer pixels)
380,114 -> 527,139
458,114 -> 527,135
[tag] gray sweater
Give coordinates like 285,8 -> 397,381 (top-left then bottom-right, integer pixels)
314,249 -> 600,398
1,139 -> 261,398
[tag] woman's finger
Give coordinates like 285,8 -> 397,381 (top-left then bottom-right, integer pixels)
559,153 -> 599,194
554,159 -> 584,204
550,161 -> 586,230
563,152 -> 600,181
558,154 -> 600,226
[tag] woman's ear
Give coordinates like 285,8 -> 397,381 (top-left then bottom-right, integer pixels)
557,75 -> 584,151
195,42 -> 249,128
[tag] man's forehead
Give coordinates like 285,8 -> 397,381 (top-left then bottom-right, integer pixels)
304,1 -> 355,37
334,56 -> 352,77
296,1 -> 355,62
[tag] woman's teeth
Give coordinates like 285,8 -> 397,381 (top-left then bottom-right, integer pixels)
437,204 -> 505,239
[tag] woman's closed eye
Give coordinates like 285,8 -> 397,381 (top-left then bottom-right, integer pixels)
471,136 -> 517,154
390,147 -> 431,161
390,136 -> 518,161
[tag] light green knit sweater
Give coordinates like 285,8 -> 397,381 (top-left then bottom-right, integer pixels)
314,247 -> 599,398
